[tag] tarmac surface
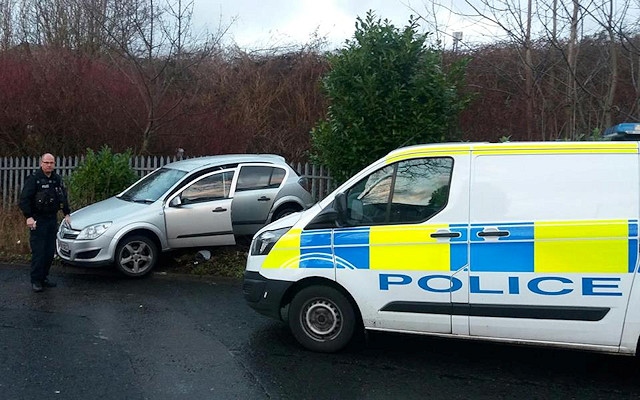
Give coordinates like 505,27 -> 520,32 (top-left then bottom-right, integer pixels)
2,262 -> 640,399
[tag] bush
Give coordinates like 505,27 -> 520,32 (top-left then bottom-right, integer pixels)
311,11 -> 470,184
67,146 -> 138,209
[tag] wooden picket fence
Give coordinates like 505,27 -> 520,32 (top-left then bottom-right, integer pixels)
0,155 -> 334,209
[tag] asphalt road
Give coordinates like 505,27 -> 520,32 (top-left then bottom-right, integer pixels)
1,263 -> 640,400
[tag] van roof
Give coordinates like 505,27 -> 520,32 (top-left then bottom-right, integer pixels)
385,141 -> 639,162
163,154 -> 286,172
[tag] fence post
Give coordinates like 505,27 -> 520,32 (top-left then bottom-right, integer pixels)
1,157 -> 5,209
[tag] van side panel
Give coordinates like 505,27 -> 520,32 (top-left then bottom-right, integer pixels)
468,152 -> 639,347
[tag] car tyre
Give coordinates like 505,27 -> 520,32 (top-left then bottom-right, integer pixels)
273,206 -> 299,221
288,285 -> 356,353
114,235 -> 157,277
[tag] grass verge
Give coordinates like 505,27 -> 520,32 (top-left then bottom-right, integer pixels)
157,245 -> 249,279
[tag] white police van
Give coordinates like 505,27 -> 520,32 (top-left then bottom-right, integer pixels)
243,138 -> 640,354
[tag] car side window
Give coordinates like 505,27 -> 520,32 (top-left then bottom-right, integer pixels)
269,168 -> 286,188
181,171 -> 235,204
236,166 -> 285,191
344,157 -> 453,225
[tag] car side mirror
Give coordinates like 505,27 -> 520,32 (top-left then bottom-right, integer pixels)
169,196 -> 182,207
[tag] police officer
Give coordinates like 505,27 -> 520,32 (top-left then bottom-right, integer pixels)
19,153 -> 71,292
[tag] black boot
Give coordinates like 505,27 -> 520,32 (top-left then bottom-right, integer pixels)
42,279 -> 57,288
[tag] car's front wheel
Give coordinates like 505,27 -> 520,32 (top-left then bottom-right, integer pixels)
288,285 -> 356,353
114,235 -> 157,277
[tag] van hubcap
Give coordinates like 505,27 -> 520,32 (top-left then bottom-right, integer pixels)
302,299 -> 342,339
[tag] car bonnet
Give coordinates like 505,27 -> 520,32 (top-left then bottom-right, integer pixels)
68,196 -> 153,230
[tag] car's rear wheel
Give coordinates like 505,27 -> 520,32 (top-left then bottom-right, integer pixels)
273,206 -> 299,221
288,285 -> 356,353
114,235 -> 157,277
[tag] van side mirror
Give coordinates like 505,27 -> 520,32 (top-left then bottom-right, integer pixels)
305,192 -> 348,230
306,208 -> 338,229
334,192 -> 348,226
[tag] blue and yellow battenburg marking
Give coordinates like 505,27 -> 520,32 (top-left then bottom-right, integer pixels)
471,220 -> 638,273
262,220 -> 639,273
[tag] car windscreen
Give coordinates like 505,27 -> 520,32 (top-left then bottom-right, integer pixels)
118,167 -> 188,203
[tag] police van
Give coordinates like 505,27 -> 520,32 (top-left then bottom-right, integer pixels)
243,140 -> 640,354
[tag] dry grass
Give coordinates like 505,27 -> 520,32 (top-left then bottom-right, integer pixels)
159,245 -> 249,279
0,207 -> 32,263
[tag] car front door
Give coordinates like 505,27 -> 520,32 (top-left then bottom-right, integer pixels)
231,164 -> 286,235
164,169 -> 236,248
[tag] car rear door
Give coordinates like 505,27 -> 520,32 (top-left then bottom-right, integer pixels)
164,169 -> 236,248
231,163 -> 287,235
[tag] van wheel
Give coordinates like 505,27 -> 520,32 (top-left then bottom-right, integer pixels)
115,235 -> 157,277
288,285 -> 356,353
273,206 -> 299,221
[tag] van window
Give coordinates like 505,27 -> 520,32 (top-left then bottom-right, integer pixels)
181,171 -> 235,204
344,157 -> 453,225
236,166 -> 286,191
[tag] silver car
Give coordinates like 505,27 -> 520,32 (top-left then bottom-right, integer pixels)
57,154 -> 314,277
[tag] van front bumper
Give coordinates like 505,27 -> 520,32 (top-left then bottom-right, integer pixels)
242,271 -> 294,320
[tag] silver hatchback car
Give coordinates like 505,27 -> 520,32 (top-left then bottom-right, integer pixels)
57,154 -> 314,277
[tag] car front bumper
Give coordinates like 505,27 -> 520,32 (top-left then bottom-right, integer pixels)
56,230 -> 114,267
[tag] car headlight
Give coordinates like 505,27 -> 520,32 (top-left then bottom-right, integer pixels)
76,222 -> 112,240
251,227 -> 290,256
58,218 -> 71,233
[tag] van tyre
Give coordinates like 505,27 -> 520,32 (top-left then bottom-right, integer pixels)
289,285 -> 356,353
115,235 -> 157,277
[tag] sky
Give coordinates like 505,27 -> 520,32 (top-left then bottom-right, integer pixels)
190,0 -> 495,51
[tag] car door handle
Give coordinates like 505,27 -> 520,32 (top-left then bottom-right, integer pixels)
258,196 -> 271,202
477,230 -> 509,237
212,207 -> 227,212
430,231 -> 461,238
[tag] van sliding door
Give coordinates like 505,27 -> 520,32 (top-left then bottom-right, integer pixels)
468,151 -> 638,348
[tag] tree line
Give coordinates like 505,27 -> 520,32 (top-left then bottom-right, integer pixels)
0,0 -> 639,162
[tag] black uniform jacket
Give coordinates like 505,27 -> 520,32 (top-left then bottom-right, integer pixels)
19,168 -> 71,219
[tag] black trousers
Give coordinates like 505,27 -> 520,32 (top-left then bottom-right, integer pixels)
29,216 -> 58,284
